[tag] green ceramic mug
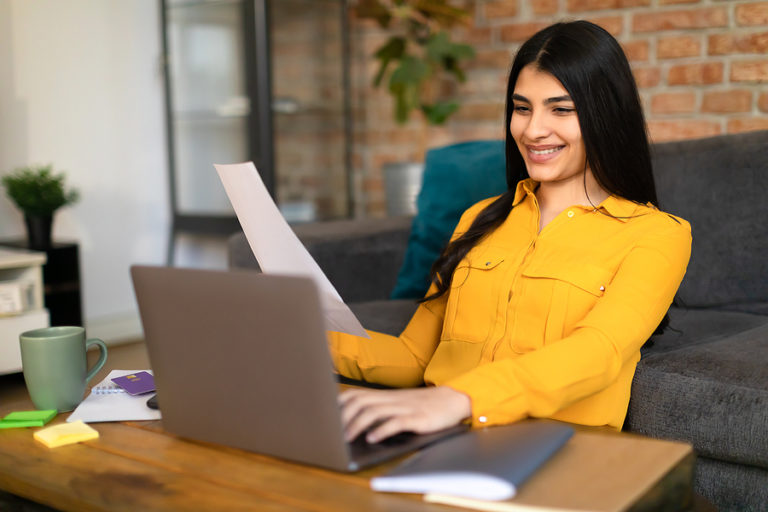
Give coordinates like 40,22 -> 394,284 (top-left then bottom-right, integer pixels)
20,326 -> 108,412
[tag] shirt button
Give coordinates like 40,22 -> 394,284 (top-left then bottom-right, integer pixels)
485,261 -> 491,266
599,285 -> 605,291
567,210 -> 575,218
478,416 -> 488,424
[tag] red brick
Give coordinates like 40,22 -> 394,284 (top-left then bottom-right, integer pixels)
623,40 -> 650,62
587,16 -> 624,36
453,124 -> 508,141
727,118 -> 768,133
701,90 -> 753,113
709,32 -> 768,55
659,0 -> 700,4
484,0 -> 519,18
467,49 -> 513,70
736,3 -> 768,26
633,8 -> 728,32
651,92 -> 697,114
668,62 -> 724,85
567,0 -> 649,12
531,0 -> 559,15
657,36 -> 702,59
731,60 -> 768,82
647,120 -> 722,142
633,66 -> 662,87
366,199 -> 387,217
759,93 -> 768,113
362,176 -> 385,193
452,102 -> 505,122
500,22 -> 550,42
452,26 -> 493,46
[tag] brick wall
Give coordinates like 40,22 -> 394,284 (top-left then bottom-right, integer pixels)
349,0 -> 768,217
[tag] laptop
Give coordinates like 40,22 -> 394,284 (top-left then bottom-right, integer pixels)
130,265 -> 467,472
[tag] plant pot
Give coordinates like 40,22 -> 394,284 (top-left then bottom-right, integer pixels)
383,162 -> 425,217
24,214 -> 53,250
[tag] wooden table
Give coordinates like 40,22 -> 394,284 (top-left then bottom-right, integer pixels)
0,342 -> 698,512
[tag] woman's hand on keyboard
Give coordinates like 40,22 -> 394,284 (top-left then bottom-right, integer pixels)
338,386 -> 471,443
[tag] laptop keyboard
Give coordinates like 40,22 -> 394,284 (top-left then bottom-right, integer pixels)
348,430 -> 419,459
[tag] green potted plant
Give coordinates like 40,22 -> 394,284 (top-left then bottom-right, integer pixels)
356,0 -> 475,125
354,0 -> 476,216
1,164 -> 79,250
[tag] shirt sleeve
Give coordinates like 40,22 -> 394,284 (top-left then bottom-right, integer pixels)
444,218 -> 693,427
328,198 -> 496,388
328,293 -> 446,387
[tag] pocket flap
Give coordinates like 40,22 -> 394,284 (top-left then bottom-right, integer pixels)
523,263 -> 611,296
452,250 -> 506,288
459,247 -> 507,270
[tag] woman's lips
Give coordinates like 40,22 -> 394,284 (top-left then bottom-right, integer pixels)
526,145 -> 564,163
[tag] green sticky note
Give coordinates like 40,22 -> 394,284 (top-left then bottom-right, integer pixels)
0,409 -> 58,428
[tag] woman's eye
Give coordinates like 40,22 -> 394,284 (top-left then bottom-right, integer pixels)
513,105 -> 530,113
554,107 -> 575,114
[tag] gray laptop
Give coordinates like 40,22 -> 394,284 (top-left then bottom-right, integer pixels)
130,265 -> 466,472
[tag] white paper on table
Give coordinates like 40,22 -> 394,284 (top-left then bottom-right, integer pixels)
67,370 -> 162,423
215,162 -> 368,338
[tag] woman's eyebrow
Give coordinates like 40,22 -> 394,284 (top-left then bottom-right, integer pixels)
511,93 -> 573,104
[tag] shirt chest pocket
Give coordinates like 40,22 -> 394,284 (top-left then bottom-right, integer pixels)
444,251 -> 509,344
520,263 -> 612,347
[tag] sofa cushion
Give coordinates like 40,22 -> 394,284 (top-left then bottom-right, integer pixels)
694,456 -> 768,512
652,130 -> 768,308
349,299 -> 419,336
645,306 -> 768,355
391,140 -> 507,299
627,320 -> 768,470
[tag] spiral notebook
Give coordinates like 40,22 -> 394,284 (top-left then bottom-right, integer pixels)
67,370 -> 161,423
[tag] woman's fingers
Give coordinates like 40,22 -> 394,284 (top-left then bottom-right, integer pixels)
344,401 -> 406,442
337,387 -> 472,442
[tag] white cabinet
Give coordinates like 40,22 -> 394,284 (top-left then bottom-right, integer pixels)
0,248 -> 49,374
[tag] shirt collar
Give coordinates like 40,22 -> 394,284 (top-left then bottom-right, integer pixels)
596,195 -> 643,221
512,178 -> 537,206
512,178 -> 644,222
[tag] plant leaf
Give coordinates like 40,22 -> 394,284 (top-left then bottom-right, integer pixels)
372,37 -> 406,87
389,55 -> 429,89
354,0 -> 392,28
421,101 -> 459,125
414,0 -> 470,27
1,165 -> 79,215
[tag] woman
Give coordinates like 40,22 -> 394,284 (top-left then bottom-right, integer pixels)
331,20 -> 691,444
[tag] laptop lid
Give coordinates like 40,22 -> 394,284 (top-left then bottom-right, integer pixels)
131,265 -> 354,471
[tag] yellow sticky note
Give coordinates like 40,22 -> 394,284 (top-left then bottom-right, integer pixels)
33,420 -> 99,448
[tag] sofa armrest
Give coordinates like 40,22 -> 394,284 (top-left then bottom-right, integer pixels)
227,216 -> 413,303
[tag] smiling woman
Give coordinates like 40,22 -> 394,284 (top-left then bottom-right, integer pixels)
328,21 -> 692,444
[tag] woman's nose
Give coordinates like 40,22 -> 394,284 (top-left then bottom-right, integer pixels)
524,109 -> 550,139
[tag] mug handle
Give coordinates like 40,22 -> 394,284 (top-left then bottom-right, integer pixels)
84,338 -> 109,385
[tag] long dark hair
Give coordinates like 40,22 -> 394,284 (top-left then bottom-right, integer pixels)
425,21 -> 662,328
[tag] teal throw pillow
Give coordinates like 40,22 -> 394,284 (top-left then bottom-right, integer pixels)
390,140 -> 507,299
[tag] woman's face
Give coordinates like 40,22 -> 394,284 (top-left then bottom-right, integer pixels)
509,64 -> 589,187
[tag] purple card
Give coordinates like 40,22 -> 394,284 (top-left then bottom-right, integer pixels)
111,371 -> 156,395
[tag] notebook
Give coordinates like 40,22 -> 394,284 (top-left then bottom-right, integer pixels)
67,370 -> 161,423
370,421 -> 573,500
130,265 -> 467,472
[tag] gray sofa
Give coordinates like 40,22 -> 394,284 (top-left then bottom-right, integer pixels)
229,130 -> 768,511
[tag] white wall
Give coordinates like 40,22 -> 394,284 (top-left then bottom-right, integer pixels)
0,0 -> 171,341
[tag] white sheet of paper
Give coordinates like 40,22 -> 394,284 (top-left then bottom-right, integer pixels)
67,370 -> 161,423
215,162 -> 368,338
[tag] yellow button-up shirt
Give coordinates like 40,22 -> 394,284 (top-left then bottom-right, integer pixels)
329,179 -> 692,429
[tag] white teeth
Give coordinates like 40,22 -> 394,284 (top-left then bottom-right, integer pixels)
530,147 -> 563,155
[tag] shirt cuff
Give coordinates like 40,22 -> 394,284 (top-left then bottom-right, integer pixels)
444,366 -> 528,428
